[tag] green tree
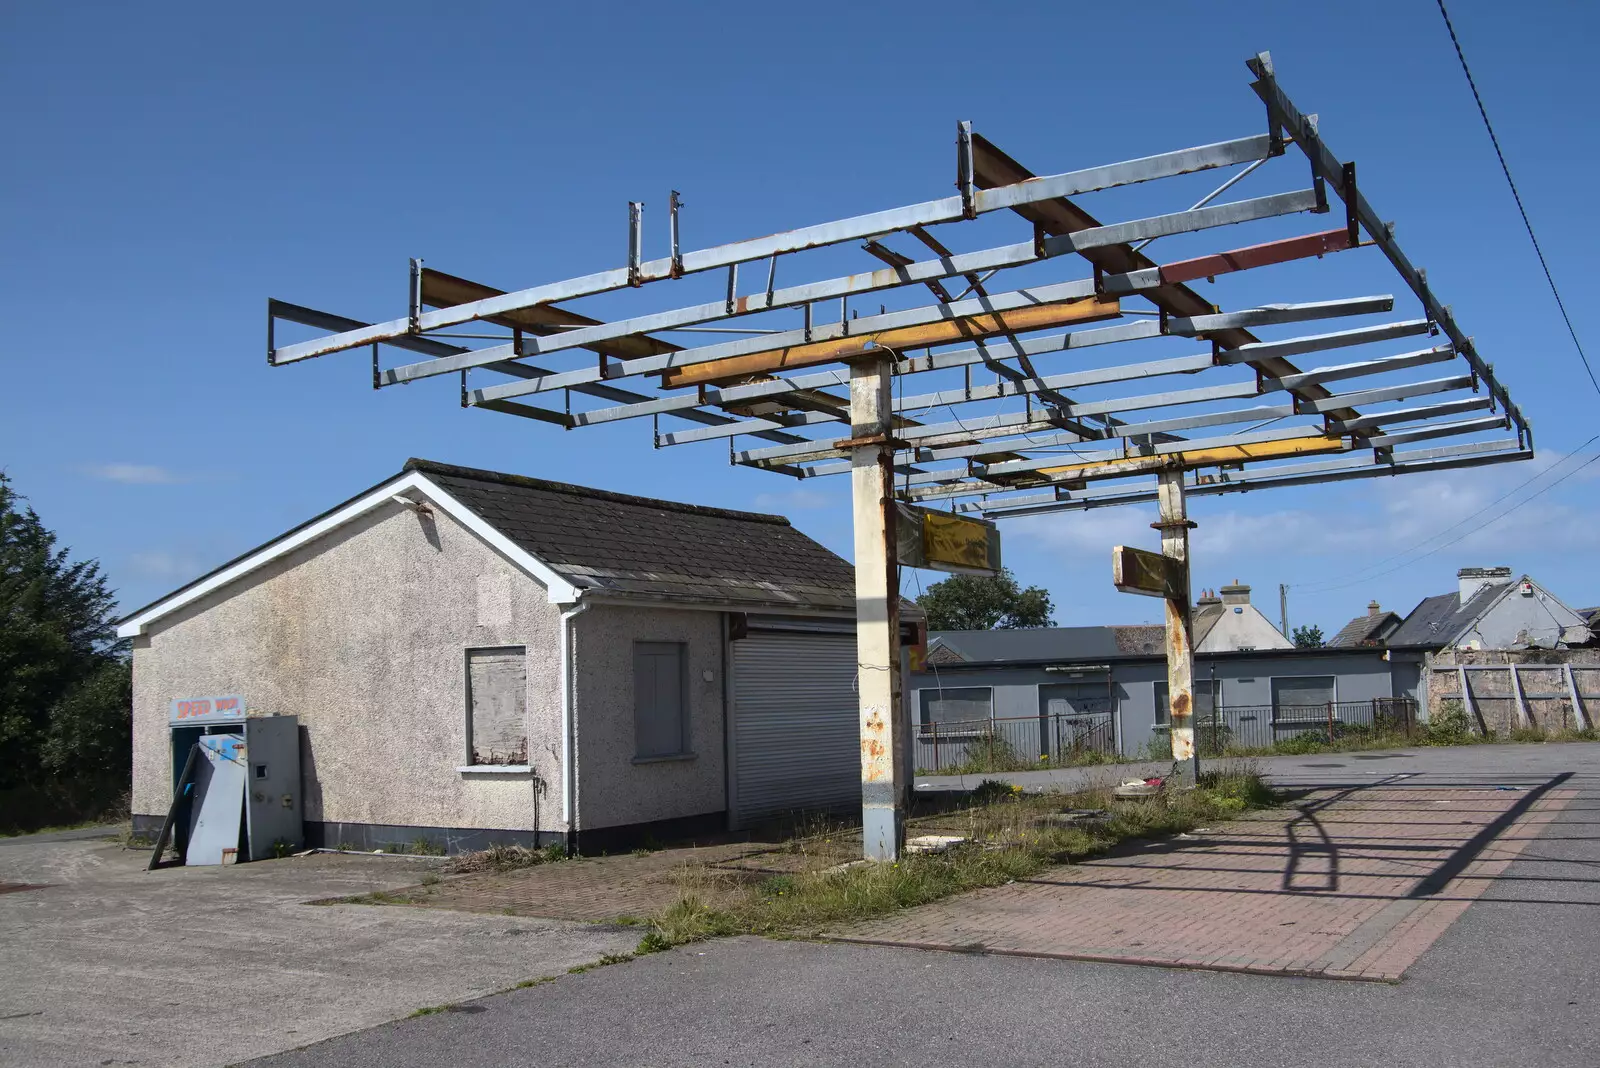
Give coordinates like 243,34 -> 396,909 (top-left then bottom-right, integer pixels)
0,472 -> 129,831
915,567 -> 1054,631
1291,624 -> 1324,649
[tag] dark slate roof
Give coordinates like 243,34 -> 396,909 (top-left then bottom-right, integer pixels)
407,459 -> 856,612
930,625 -> 1167,664
1387,584 -> 1509,649
1328,610 -> 1401,648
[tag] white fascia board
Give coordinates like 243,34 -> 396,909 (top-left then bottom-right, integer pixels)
116,472 -> 580,638
413,476 -> 581,605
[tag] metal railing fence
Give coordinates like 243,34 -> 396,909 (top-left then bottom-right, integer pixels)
916,711 -> 1115,773
915,698 -> 1420,770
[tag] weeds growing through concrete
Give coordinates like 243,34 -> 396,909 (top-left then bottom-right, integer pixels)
445,841 -> 568,874
643,766 -> 1276,949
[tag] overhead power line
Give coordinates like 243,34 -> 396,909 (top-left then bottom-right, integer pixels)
1294,434 -> 1600,595
1435,0 -> 1600,395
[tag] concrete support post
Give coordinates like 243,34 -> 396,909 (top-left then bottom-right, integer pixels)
1155,466 -> 1198,785
849,355 -> 905,861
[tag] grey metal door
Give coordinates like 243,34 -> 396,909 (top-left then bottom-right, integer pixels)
731,630 -> 859,827
1038,682 -> 1114,757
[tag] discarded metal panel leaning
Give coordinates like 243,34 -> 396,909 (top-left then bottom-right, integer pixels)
264,53 -> 1533,860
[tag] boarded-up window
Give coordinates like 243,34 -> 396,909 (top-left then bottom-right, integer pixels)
1155,680 -> 1217,726
1272,676 -> 1335,721
919,687 -> 992,734
467,647 -> 527,765
634,642 -> 688,758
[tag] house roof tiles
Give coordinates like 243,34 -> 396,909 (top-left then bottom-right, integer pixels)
408,459 -> 857,612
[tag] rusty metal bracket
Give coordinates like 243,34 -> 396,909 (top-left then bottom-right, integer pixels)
1342,161 -> 1359,247
669,190 -> 684,278
1149,518 -> 1198,531
408,258 -> 423,333
956,120 -> 976,219
834,432 -> 912,450
627,201 -> 643,287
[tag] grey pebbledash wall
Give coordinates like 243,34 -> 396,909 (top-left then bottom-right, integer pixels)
130,501 -> 566,836
570,603 -> 727,833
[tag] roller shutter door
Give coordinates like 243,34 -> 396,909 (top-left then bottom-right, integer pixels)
732,631 -> 859,827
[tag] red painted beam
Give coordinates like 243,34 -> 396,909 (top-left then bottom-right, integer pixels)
1159,229 -> 1354,287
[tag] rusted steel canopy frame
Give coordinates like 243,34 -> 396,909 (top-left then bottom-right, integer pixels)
656,292 -> 1395,441
266,299 -> 808,447
969,439 -> 1526,518
269,134 -> 1278,367
421,266 -> 852,435
570,223 -> 1371,433
909,434 -> 1351,499
901,425 -> 1325,489
688,306 -> 1427,460
967,131 -> 1362,432
407,185 -> 1309,390
695,299 -> 1402,457
732,321 -> 1459,470
465,187 -> 1322,405
920,399 -> 1497,504
1247,51 -> 1527,441
658,297 -> 1123,389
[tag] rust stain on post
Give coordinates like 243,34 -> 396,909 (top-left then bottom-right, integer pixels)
1157,466 -> 1196,767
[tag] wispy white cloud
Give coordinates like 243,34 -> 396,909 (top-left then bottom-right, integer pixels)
1006,448 -> 1600,575
84,463 -> 189,485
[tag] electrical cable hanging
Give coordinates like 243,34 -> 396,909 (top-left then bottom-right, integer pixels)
1435,0 -> 1600,395
1295,435 -> 1600,594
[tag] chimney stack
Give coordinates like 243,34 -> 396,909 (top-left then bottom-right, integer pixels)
1367,600 -> 1382,617
1458,566 -> 1513,603
1220,579 -> 1251,606
1196,587 -> 1221,606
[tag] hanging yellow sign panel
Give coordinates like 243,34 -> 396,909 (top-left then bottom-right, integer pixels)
896,504 -> 1002,576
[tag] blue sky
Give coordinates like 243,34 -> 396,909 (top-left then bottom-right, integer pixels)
3,0 -> 1596,635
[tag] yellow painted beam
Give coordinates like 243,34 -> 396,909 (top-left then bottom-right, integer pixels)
1037,434 -> 1348,483
661,297 -> 1121,389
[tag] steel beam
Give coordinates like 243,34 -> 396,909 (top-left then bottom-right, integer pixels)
974,440 -> 1526,517
1301,374 -> 1472,413
1327,396 -> 1493,433
467,187 -> 1323,404
1214,320 -> 1434,364
1248,52 -> 1524,434
268,134 -> 1277,365
1261,345 -> 1455,391
387,189 -> 1320,388
1165,295 -> 1393,335
659,296 -> 1122,390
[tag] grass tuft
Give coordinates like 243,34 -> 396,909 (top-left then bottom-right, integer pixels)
446,841 -> 569,875
639,767 -> 1277,952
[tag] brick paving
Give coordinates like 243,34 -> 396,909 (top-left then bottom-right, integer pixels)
831,784 -> 1576,981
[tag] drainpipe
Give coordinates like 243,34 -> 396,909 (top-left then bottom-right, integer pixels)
558,599 -> 590,855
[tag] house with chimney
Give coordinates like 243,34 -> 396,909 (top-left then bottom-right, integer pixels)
1326,567 -> 1597,734
1192,581 -> 1294,653
1328,601 -> 1404,648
